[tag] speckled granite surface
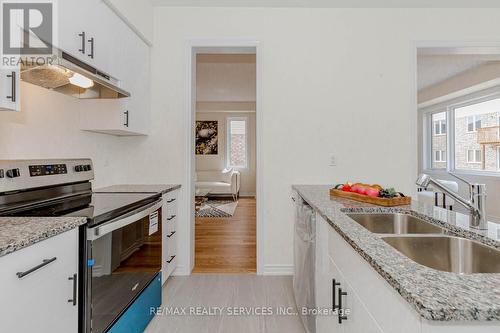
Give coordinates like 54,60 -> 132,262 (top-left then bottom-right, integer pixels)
95,184 -> 181,194
0,217 -> 86,257
293,185 -> 500,322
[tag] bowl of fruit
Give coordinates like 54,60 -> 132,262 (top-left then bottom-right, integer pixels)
330,182 -> 411,206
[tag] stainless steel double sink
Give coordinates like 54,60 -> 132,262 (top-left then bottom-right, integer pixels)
346,213 -> 500,274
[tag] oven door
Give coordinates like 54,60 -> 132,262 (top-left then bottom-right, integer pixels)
86,199 -> 162,333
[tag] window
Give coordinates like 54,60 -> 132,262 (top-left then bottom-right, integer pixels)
467,149 -> 482,163
430,112 -> 447,169
433,119 -> 446,135
227,117 -> 248,168
466,115 -> 482,132
434,150 -> 446,162
424,96 -> 500,174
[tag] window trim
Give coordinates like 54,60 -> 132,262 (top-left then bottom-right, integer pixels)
420,88 -> 500,177
226,116 -> 249,169
466,115 -> 481,133
466,149 -> 482,164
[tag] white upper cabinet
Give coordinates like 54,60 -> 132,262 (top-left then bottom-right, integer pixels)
0,69 -> 20,111
59,0 -> 151,136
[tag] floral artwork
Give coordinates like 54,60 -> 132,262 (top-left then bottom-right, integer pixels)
195,121 -> 218,155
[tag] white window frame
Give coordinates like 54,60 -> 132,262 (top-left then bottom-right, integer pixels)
434,150 -> 446,162
433,119 -> 446,136
421,88 -> 500,177
226,116 -> 249,169
497,146 -> 500,170
466,115 -> 482,133
466,149 -> 482,164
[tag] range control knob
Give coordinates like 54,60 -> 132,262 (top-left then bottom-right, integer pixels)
6,168 -> 20,178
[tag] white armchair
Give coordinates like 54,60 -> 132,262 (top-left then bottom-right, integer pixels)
195,169 -> 241,200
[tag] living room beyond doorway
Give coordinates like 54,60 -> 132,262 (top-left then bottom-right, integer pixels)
193,51 -> 257,273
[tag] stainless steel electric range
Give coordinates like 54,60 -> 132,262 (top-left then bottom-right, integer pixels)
0,159 -> 163,333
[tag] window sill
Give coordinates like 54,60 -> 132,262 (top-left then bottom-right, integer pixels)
424,169 -> 500,179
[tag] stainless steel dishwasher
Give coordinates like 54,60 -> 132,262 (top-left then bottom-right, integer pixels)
293,194 -> 316,333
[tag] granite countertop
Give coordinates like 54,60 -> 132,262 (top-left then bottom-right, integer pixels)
0,216 -> 87,258
94,184 -> 181,194
292,185 -> 500,322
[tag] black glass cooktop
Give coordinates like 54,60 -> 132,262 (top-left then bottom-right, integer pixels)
1,192 -> 161,227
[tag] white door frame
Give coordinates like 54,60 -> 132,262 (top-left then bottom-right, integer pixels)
183,39 -> 263,275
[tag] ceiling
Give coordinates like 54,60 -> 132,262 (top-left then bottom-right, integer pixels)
152,0 -> 500,7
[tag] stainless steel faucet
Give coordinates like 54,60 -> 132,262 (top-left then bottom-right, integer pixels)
415,173 -> 488,230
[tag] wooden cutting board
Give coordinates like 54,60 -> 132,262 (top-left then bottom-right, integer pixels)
330,188 -> 411,207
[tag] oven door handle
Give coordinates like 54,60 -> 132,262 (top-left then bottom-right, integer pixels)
87,199 -> 162,240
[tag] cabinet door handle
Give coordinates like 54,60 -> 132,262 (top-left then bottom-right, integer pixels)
167,231 -> 176,238
88,37 -> 94,59
6,71 -> 16,102
124,110 -> 129,127
167,215 -> 176,221
337,288 -> 348,324
332,278 -> 341,310
68,273 -> 77,306
166,255 -> 176,263
167,198 -> 176,203
16,257 -> 57,278
78,32 -> 86,54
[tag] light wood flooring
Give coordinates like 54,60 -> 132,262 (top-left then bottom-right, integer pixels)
194,197 -> 256,273
144,274 -> 305,333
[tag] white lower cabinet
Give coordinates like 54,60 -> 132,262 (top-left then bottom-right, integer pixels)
162,190 -> 179,284
0,229 -> 79,333
316,213 -> 500,333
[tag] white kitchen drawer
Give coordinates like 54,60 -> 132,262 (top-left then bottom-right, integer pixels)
166,215 -> 177,234
0,229 -> 79,333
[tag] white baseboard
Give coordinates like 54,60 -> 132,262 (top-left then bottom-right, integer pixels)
262,264 -> 294,276
171,265 -> 190,276
239,192 -> 256,197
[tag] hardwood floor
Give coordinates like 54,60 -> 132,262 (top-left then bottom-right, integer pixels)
194,197 -> 256,273
144,274 -> 306,333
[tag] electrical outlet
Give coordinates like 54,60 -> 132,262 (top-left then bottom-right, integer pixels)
329,155 -> 337,167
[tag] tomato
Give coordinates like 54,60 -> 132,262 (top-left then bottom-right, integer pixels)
342,184 -> 352,192
366,188 -> 380,197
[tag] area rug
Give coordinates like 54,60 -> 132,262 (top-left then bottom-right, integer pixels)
196,200 -> 238,218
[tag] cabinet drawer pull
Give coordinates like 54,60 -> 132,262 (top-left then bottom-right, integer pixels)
6,71 -> 16,102
332,278 -> 340,310
166,255 -> 176,263
167,231 -> 176,238
16,257 -> 57,278
337,288 -> 348,324
167,215 -> 176,221
68,273 -> 77,306
88,37 -> 94,59
78,32 -> 86,54
124,110 -> 129,127
167,198 -> 176,203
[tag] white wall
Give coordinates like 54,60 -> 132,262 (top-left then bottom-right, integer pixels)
4,7 -> 500,273
145,7 -> 500,272
196,112 -> 257,195
104,0 -> 154,45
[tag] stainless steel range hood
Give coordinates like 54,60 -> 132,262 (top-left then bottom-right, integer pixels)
20,48 -> 130,99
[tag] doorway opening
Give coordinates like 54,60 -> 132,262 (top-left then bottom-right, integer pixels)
191,47 -> 258,273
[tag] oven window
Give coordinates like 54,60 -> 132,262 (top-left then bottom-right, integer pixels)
90,210 -> 162,333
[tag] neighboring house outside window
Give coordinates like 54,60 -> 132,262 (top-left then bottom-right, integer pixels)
434,150 -> 446,162
466,115 -> 482,132
467,149 -> 482,164
434,119 -> 446,135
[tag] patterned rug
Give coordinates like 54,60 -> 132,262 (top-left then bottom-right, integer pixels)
196,200 -> 238,218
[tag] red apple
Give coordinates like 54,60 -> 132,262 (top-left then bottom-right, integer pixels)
366,188 -> 380,197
